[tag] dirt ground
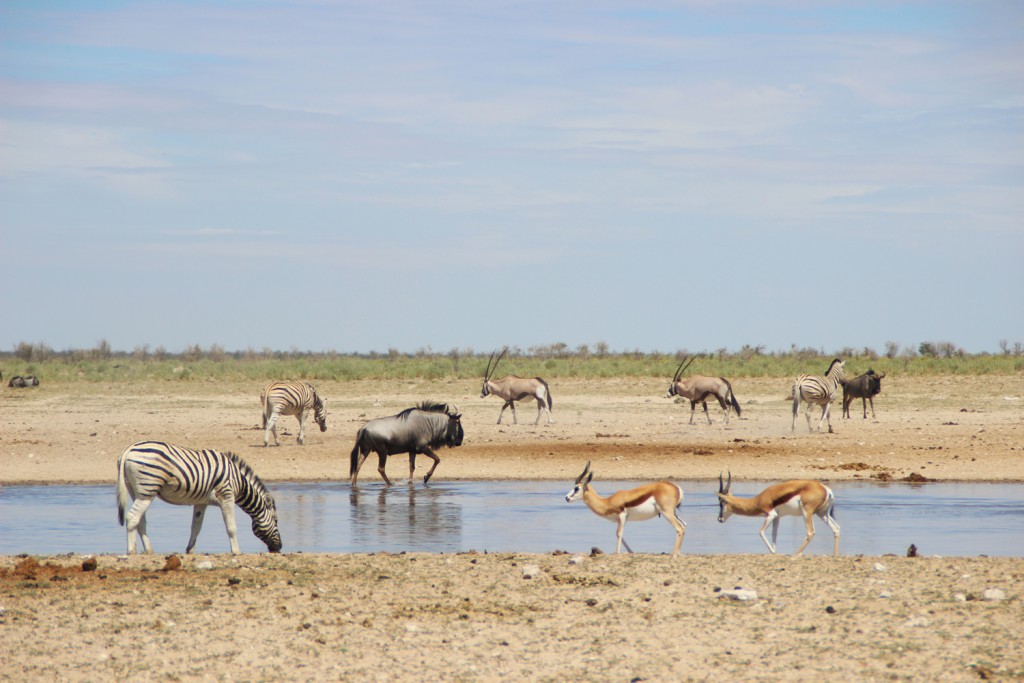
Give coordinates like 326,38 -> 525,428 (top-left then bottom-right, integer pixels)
1,374 -> 1022,681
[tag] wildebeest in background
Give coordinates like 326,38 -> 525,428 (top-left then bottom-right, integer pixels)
7,375 -> 40,388
480,348 -> 553,425
349,401 -> 464,486
842,369 -> 886,419
664,355 -> 741,425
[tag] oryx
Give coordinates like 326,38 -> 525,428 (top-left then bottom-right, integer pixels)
664,356 -> 741,425
480,348 -> 553,425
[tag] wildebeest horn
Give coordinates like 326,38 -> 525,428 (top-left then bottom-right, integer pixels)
575,460 -> 591,484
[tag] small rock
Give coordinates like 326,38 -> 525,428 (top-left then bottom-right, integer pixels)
162,555 -> 182,572
404,623 -> 420,633
719,589 -> 758,601
825,605 -> 836,614
954,593 -> 967,602
82,557 -> 98,572
982,588 -> 1006,601
873,563 -> 887,572
227,577 -> 241,586
521,564 -> 541,579
568,556 -> 584,565
906,615 -> 931,627
878,591 -> 892,599
195,561 -> 214,570
590,547 -> 604,557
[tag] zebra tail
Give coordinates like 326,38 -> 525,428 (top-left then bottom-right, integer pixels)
116,447 -> 131,527
349,431 -> 364,478
724,379 -> 742,418
539,378 -> 553,410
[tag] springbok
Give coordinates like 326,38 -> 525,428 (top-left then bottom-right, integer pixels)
715,471 -> 840,556
480,349 -> 553,425
565,461 -> 686,556
664,355 -> 741,425
792,358 -> 846,433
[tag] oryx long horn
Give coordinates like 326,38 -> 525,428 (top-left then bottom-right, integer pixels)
484,350 -> 497,380
575,460 -> 592,484
673,356 -> 689,382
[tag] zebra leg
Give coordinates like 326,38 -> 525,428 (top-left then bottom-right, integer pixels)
214,492 -> 242,554
186,504 -> 208,554
824,403 -> 834,433
264,410 -> 280,446
791,391 -> 800,432
296,410 -> 306,445
124,497 -> 156,554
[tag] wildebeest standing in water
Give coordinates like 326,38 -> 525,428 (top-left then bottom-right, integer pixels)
842,369 -> 885,419
349,401 -> 464,486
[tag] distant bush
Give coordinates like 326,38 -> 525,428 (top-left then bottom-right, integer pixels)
1,340 -> 1021,383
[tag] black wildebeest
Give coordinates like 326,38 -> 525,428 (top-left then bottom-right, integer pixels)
480,348 -> 553,425
664,356 -> 741,425
349,401 -> 464,486
7,375 -> 40,388
842,369 -> 885,419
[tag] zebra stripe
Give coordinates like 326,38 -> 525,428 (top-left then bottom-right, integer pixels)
791,359 -> 846,434
261,380 -> 327,446
116,440 -> 282,555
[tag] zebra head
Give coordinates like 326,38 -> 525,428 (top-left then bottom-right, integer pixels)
314,394 -> 327,433
252,494 -> 282,553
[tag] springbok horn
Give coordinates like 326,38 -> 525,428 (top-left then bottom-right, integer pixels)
718,471 -> 724,493
576,460 -> 591,484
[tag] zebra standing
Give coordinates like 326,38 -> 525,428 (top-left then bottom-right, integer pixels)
792,358 -> 846,433
116,441 -> 282,555
260,380 -> 327,446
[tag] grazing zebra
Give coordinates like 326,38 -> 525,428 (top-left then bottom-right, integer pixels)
792,358 -> 846,433
260,380 -> 327,446
116,441 -> 282,555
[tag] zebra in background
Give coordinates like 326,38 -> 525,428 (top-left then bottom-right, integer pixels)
260,380 -> 327,446
792,358 -> 846,434
117,441 -> 282,555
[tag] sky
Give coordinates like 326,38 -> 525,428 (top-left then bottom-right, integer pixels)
1,1 -> 1021,355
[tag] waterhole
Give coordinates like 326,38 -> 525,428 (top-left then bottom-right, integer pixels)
1,480 -> 1021,557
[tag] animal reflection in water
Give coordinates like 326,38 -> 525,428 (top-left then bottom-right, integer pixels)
347,484 -> 462,549
349,401 -> 464,486
565,461 -> 686,556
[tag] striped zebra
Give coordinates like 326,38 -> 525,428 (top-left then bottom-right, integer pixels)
792,358 -> 846,433
260,380 -> 327,446
116,441 -> 282,555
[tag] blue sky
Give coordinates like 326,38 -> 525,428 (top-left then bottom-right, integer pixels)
1,1 -> 1021,355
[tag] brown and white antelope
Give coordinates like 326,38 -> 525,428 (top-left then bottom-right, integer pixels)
665,355 -> 742,425
716,471 -> 840,556
480,348 -> 553,425
565,461 -> 686,556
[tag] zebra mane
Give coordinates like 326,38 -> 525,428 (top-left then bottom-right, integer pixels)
224,450 -> 272,499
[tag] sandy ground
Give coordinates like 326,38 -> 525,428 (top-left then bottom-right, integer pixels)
1,374 -> 1022,681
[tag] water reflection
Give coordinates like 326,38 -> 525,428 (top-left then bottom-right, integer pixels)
0,480 -> 1021,557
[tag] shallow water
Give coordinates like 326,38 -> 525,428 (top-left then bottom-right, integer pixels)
1,480 -> 1022,557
